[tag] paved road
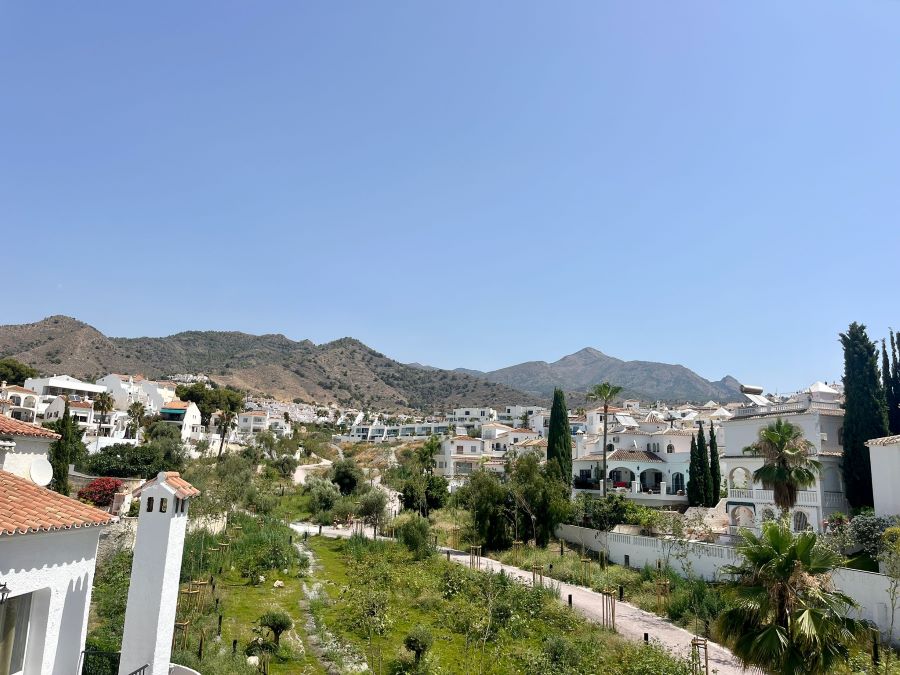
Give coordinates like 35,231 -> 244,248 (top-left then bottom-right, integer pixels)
292,454 -> 332,485
291,523 -> 747,675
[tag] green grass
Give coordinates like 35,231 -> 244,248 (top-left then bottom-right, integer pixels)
306,535 -> 692,674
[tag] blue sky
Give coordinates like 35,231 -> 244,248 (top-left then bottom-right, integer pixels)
3,2 -> 899,392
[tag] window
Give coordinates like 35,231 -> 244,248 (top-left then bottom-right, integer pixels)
456,445 -> 463,453
0,592 -> 32,675
174,498 -> 181,513
160,498 -> 168,513
666,444 -> 674,454
146,497 -> 154,512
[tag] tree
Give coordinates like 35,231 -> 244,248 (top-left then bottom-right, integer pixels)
0,358 -> 37,386
686,435 -> 704,507
508,453 -> 571,546
743,418 -> 819,513
93,391 -> 115,438
586,382 -> 623,497
456,469 -> 512,551
396,514 -> 434,560
404,625 -> 433,665
415,435 -> 441,472
840,322 -> 888,508
708,424 -> 721,505
546,388 -> 572,484
697,422 -> 713,507
48,401 -> 83,495
358,488 -> 388,537
718,522 -> 869,674
257,611 -> 292,646
331,458 -> 363,495
888,329 -> 900,434
175,383 -> 243,427
146,420 -> 181,442
216,409 -> 237,459
127,402 -> 145,440
83,439 -> 185,478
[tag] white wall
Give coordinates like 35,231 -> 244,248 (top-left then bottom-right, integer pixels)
557,524 -> 900,643
0,527 -> 103,675
0,437 -> 53,480
871,443 -> 900,516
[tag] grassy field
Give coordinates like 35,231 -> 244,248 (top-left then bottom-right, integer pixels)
305,535 -> 692,674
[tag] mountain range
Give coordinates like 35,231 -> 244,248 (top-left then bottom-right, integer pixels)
444,347 -> 742,403
0,316 -> 742,409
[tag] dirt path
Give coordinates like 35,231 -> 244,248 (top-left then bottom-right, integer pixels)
292,453 -> 333,485
290,523 -> 747,675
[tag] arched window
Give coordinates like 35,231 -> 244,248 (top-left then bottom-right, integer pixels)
606,443 -> 614,453
666,444 -> 675,454
793,511 -> 809,532
671,472 -> 685,492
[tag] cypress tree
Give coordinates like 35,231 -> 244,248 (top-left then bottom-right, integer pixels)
546,388 -> 572,485
889,331 -> 900,435
686,435 -> 703,507
881,339 -> 897,434
697,422 -> 712,506
708,424 -> 721,507
48,401 -> 76,495
840,322 -> 888,508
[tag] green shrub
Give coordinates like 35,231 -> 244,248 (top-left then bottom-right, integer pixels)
396,514 -> 434,560
403,624 -> 433,664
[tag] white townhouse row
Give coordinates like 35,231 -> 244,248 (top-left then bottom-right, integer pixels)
434,423 -> 546,489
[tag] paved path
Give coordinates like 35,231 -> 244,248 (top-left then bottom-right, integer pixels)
292,453 -> 332,485
291,523 -> 747,675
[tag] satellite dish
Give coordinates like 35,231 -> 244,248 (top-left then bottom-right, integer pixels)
30,457 -> 53,487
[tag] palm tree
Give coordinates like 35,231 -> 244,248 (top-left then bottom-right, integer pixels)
743,418 -> 820,513
217,408 -> 237,459
93,391 -> 115,438
415,435 -> 440,472
127,401 -> 145,440
718,521 -> 869,674
586,382 -> 623,497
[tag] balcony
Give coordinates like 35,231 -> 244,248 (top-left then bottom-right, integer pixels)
727,488 -> 819,505
732,400 -> 842,419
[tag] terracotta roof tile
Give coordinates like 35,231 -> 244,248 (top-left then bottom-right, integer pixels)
0,470 -> 113,536
3,385 -> 38,395
160,400 -> 190,410
0,417 -> 60,440
133,471 -> 200,499
867,435 -> 900,447
607,449 -> 665,463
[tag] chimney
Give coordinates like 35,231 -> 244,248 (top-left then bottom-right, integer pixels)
118,472 -> 199,675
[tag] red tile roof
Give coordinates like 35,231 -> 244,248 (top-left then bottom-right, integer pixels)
0,470 -> 113,536
161,400 -> 190,410
607,449 -> 665,463
4,385 -> 38,395
69,400 -> 92,410
0,416 -> 60,440
133,472 -> 200,499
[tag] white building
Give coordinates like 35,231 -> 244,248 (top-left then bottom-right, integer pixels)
497,405 -> 548,428
0,383 -> 40,423
344,421 -> 450,442
23,375 -> 107,418
119,472 -> 199,675
447,407 -> 497,429
721,383 -> 848,534
158,400 -> 202,441
96,374 -> 152,412
867,435 -> 900,517
139,380 -> 178,415
237,410 -> 269,435
0,416 -> 60,480
0,470 -> 114,675
43,396 -> 98,431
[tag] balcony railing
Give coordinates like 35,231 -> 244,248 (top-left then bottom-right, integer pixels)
727,488 -> 819,505
732,400 -> 842,418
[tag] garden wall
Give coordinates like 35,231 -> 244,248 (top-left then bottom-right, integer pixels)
556,524 -> 900,643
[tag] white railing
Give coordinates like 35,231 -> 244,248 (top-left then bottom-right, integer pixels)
728,488 -> 819,505
728,488 -> 753,499
824,491 -> 848,509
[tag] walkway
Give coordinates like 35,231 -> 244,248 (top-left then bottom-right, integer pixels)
290,523 -> 747,675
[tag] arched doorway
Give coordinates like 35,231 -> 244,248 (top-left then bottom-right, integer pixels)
729,466 -> 753,489
671,472 -> 685,493
640,468 -> 663,493
608,467 -> 635,488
